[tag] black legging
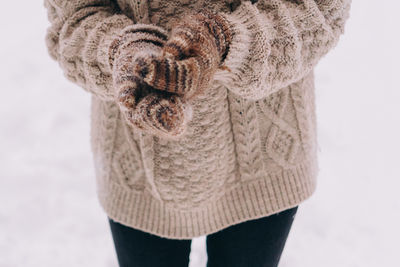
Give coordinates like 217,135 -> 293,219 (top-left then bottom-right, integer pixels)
108,205 -> 298,267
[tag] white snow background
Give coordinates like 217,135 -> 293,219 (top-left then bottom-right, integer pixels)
1,1 -> 399,266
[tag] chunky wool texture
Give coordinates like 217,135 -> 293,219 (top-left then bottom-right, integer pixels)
136,10 -> 233,101
110,11 -> 233,139
44,0 -> 351,239
109,23 -> 193,138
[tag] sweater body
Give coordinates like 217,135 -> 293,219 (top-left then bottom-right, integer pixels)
45,0 -> 351,239
91,72 -> 318,239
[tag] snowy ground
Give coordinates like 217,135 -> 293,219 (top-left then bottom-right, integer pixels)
1,1 -> 399,266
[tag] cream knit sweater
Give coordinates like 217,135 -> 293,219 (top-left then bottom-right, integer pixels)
44,0 -> 351,239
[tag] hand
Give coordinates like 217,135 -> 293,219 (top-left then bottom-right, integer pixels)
110,24 -> 192,139
129,9 -> 233,101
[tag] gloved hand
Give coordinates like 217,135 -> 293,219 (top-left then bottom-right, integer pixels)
129,8 -> 233,101
109,24 -> 193,139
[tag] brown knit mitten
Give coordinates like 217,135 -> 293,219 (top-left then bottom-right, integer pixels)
129,9 -> 233,101
109,24 -> 193,139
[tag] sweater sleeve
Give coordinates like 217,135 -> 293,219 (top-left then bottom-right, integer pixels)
44,0 -> 138,101
213,0 -> 352,100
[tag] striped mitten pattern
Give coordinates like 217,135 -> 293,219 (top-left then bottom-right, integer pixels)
109,24 -> 193,139
129,9 -> 233,101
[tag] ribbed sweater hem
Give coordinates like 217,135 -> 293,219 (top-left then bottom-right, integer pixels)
96,157 -> 318,240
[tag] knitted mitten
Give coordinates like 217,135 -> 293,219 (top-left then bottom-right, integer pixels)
130,9 -> 233,101
109,24 -> 193,139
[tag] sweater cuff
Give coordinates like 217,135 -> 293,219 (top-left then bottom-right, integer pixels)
82,14 -> 134,101
213,1 -> 272,100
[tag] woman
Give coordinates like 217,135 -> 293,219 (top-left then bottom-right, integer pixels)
44,0 -> 351,266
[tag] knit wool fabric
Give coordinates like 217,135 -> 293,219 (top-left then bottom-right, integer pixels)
111,10 -> 233,139
109,10 -> 231,140
44,0 -> 352,239
110,23 -> 193,139
134,9 -> 233,101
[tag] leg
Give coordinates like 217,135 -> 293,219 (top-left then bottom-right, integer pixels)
206,205 -> 299,267
108,217 -> 192,267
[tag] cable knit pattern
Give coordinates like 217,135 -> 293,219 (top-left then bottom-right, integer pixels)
44,0 -> 351,239
227,92 -> 264,182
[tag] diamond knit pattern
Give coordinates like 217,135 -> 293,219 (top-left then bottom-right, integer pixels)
44,0 -> 351,239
